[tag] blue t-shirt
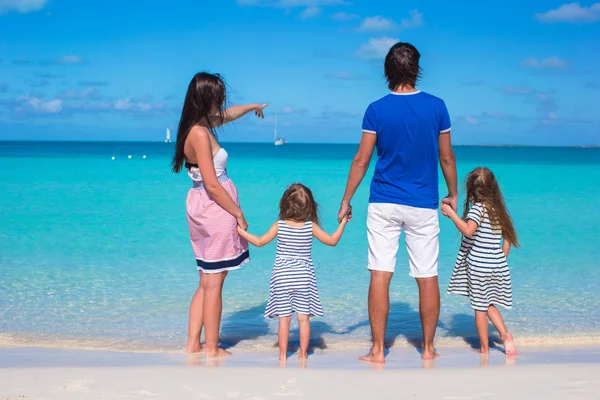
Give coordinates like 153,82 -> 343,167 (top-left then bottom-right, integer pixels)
362,91 -> 451,209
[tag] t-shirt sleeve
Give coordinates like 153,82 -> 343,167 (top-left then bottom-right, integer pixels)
439,100 -> 451,134
362,104 -> 377,134
466,203 -> 483,226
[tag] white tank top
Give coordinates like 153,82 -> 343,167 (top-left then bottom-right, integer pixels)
187,148 -> 228,182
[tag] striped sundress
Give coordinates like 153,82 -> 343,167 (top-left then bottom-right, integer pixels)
447,203 -> 513,312
264,221 -> 324,318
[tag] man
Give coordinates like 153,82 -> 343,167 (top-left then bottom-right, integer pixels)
338,42 -> 457,362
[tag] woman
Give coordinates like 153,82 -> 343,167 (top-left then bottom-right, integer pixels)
171,72 -> 267,357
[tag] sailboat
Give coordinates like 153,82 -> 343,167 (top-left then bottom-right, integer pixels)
165,128 -> 171,143
273,114 -> 286,146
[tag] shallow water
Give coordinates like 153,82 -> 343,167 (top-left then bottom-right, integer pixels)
1,142 -> 599,351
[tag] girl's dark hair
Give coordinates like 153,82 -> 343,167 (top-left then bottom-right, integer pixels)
171,72 -> 226,173
463,167 -> 520,247
278,183 -> 320,225
384,42 -> 422,90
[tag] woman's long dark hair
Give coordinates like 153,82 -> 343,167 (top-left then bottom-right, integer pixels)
171,72 -> 226,173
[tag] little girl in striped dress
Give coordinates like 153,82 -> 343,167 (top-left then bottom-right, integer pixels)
441,167 -> 519,357
237,183 -> 348,361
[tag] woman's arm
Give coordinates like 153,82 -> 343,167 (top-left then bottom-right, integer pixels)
338,133 -> 377,222
313,217 -> 348,247
441,204 -> 478,237
237,222 -> 278,247
190,127 -> 247,228
212,104 -> 268,127
502,238 -> 511,257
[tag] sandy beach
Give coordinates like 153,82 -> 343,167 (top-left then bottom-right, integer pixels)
2,362 -> 599,399
2,345 -> 600,399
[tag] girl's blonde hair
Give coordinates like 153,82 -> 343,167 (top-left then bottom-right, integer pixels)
464,167 -> 519,247
278,183 -> 320,225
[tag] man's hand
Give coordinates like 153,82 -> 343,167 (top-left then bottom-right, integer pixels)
338,202 -> 352,223
441,195 -> 458,213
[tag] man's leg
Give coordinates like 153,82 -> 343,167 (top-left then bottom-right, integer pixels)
404,206 -> 441,360
416,276 -> 440,359
361,203 -> 401,363
359,270 -> 393,363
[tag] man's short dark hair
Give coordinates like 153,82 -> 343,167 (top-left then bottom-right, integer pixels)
384,42 -> 422,90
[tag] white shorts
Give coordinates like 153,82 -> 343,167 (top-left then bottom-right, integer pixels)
367,203 -> 440,278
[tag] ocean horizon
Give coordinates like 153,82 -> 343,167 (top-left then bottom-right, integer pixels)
1,141 -> 599,353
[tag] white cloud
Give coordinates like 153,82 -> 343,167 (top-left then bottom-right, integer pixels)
535,2 -> 600,23
60,87 -> 101,100
114,98 -> 153,112
331,11 -> 358,20
57,55 -> 83,64
355,37 -> 398,60
0,0 -> 47,14
299,6 -> 320,19
357,16 -> 396,31
465,116 -> 479,125
356,10 -> 423,32
398,9 -> 424,29
521,56 -> 570,69
14,95 -> 62,114
280,105 -> 309,115
503,86 -> 534,94
237,0 -> 345,7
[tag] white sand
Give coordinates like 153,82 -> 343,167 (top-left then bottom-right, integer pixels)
1,363 -> 599,400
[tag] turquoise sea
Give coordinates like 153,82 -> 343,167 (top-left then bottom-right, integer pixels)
1,141 -> 599,352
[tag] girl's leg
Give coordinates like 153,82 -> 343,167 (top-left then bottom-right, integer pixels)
475,310 -> 489,354
202,271 -> 230,358
187,272 -> 204,353
297,313 -> 311,359
487,305 -> 517,357
278,316 -> 292,360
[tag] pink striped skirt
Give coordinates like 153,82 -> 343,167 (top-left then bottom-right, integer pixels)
186,178 -> 249,274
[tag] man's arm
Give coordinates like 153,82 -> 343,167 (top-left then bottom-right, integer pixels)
439,131 -> 458,211
338,133 -> 377,222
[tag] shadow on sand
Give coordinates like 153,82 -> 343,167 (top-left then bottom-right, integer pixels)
343,301 -> 427,357
441,313 -> 503,353
220,302 -> 271,350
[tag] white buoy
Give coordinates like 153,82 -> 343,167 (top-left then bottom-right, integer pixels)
128,155 -> 132,159
142,155 -> 147,159
111,156 -> 115,160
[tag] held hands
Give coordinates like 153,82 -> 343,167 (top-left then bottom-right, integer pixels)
236,214 -> 249,231
337,202 -> 352,223
440,202 -> 455,217
253,104 -> 268,119
441,196 -> 458,217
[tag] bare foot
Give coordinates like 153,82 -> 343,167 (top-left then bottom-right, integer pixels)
186,344 -> 204,354
480,353 -> 489,367
359,350 -> 385,363
279,359 -> 287,368
298,351 -> 308,360
421,349 -> 440,360
206,348 -> 231,359
279,354 -> 287,361
504,333 -> 517,357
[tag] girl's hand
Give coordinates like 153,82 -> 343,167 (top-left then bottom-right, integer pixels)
236,225 -> 246,235
254,104 -> 268,118
441,203 -> 454,217
237,214 -> 249,230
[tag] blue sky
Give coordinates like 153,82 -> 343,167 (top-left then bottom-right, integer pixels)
0,0 -> 599,145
